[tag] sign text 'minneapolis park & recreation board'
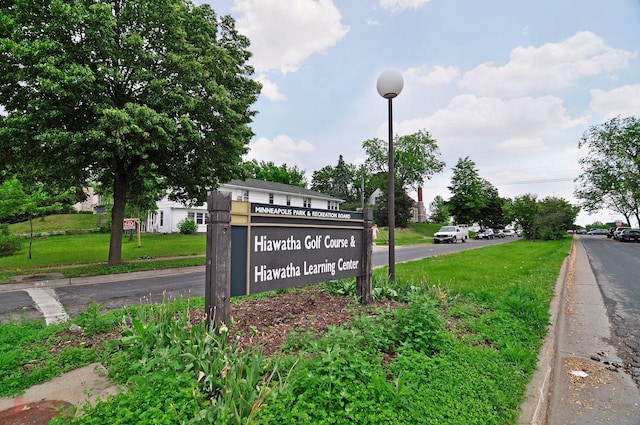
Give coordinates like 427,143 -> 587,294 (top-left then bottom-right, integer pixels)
205,192 -> 373,326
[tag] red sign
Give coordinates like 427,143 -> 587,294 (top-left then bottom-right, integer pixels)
123,218 -> 138,230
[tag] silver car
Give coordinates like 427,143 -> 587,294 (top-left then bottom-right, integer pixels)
475,229 -> 494,239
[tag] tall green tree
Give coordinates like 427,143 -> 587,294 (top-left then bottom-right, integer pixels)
243,160 -> 306,187
428,195 -> 450,223
537,197 -> 580,240
374,180 -> 414,228
446,157 -> 486,225
332,155 -> 355,201
511,194 -> 538,240
362,129 -> 445,191
310,157 -> 364,210
310,166 -> 335,195
0,1 -> 261,265
575,116 -> 640,227
479,179 -> 507,228
511,195 -> 578,240
0,176 -> 73,259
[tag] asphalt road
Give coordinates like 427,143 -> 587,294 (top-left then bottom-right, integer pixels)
0,236 -> 516,323
579,234 -> 640,384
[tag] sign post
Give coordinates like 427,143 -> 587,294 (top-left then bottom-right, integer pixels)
205,192 -> 231,326
206,191 -> 373,327
123,218 -> 141,248
356,208 -> 373,305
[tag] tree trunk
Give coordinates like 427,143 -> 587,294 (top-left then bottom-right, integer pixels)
108,174 -> 129,266
28,216 -> 33,260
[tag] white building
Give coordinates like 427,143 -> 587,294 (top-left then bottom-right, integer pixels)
145,179 -> 345,233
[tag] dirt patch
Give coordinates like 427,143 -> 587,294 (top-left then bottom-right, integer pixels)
563,357 -> 612,390
51,286 -> 400,358
227,287 -> 400,356
0,400 -> 74,425
8,273 -> 65,282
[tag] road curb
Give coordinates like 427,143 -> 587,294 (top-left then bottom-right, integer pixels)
0,266 -> 205,293
518,239 -> 572,424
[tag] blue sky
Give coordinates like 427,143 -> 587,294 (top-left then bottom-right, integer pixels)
208,1 -> 638,225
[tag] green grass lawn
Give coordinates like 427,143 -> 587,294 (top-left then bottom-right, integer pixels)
8,213 -> 104,234
1,238 -> 571,424
0,233 -> 206,270
0,214 -> 446,283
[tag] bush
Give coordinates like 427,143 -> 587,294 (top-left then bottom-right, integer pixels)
97,218 -> 111,233
177,218 -> 197,235
0,224 -> 21,257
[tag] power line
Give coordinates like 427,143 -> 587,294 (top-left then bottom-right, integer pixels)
496,177 -> 575,186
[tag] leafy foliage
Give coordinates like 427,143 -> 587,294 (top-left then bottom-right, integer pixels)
0,176 -> 73,258
178,218 -> 198,235
0,1 -> 261,266
446,157 -> 487,225
576,115 -> 640,226
310,155 -> 363,208
362,129 -> 445,191
512,195 -> 579,240
429,194 -> 450,223
2,237 -> 570,424
243,160 -> 307,187
536,197 -> 580,240
0,224 -> 21,257
374,179 -> 415,227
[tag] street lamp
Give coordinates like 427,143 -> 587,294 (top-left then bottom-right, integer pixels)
377,70 -> 404,283
531,193 -> 538,242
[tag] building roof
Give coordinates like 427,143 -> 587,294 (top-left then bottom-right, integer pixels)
225,179 -> 344,203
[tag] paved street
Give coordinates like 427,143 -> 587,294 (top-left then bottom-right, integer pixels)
0,237 -> 516,323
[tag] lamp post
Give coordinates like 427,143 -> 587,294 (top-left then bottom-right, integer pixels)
531,193 -> 538,242
377,70 -> 404,283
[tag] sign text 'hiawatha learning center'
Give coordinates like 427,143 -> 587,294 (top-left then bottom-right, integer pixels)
205,192 -> 373,326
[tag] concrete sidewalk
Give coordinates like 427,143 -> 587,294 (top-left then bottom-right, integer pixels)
519,238 -> 640,424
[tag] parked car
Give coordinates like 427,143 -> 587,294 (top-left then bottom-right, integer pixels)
502,229 -> 515,237
618,228 -> 640,242
475,228 -> 494,240
607,227 -> 615,238
433,225 -> 469,244
493,229 -> 505,238
613,227 -> 631,240
576,229 -> 587,234
586,228 -> 608,235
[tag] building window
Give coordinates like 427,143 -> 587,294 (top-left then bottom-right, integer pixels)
187,211 -> 205,225
236,190 -> 249,201
269,193 -> 274,204
286,195 -> 291,206
303,198 -> 311,208
159,211 -> 164,227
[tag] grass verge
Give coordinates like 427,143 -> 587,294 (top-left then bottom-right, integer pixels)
1,238 -> 570,424
0,221 -> 443,284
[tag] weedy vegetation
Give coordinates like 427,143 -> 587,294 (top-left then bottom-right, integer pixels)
1,236 -> 571,424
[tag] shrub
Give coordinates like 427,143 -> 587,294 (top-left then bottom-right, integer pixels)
177,218 -> 197,235
0,224 -> 21,257
96,218 -> 111,233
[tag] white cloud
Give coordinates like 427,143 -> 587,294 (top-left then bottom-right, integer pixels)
496,137 -> 547,153
245,134 -> 315,164
589,84 -> 640,119
233,0 -> 349,74
379,0 -> 431,12
459,31 -> 636,97
406,65 -> 460,85
393,95 -> 584,143
256,75 -> 286,101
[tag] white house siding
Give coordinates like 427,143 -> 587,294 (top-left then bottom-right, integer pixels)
145,179 -> 344,233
